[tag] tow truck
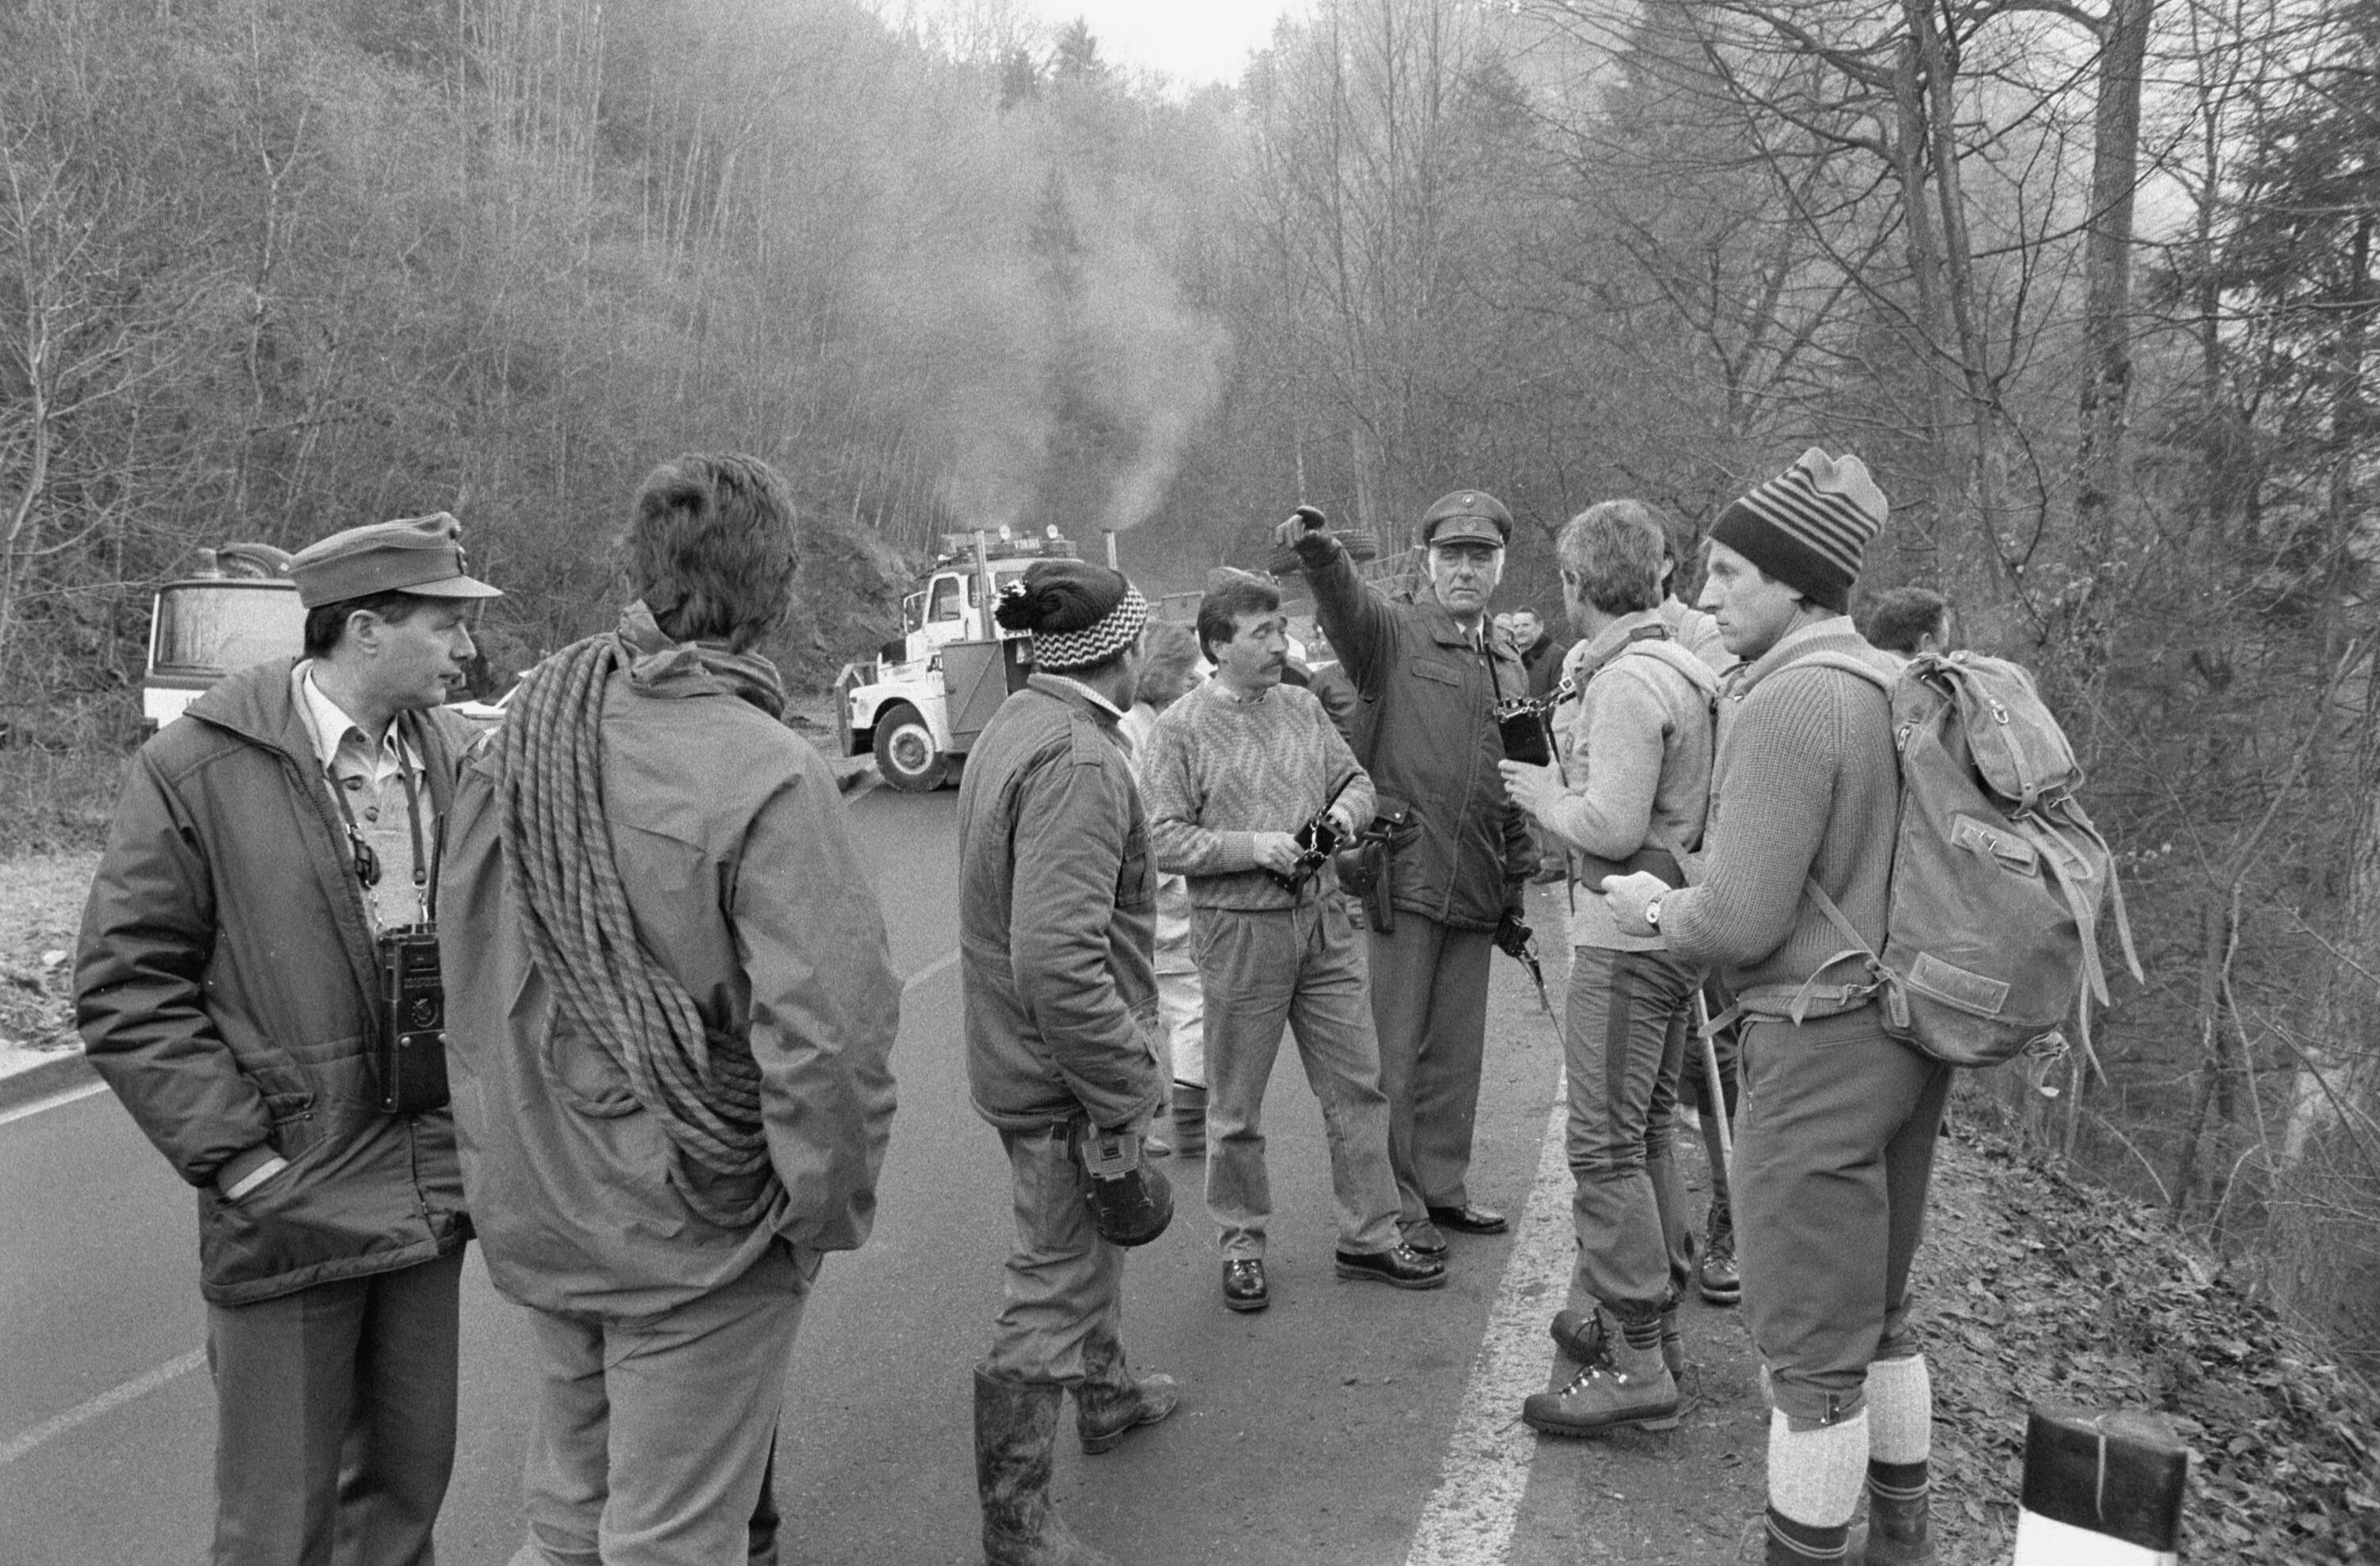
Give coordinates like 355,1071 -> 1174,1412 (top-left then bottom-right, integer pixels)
141,543 -> 305,727
832,526 -> 1082,791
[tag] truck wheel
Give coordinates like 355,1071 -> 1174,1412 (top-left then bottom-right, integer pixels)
872,703 -> 950,792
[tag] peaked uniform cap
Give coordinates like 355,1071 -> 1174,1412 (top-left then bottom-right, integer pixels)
1419,489 -> 1513,548
1708,449 -> 1885,614
290,512 -> 502,608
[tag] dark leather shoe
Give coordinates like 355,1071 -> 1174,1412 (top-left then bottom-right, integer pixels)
1222,1258 -> 1269,1313
1334,1243 -> 1447,1290
1403,1234 -> 1449,1260
1426,1203 -> 1508,1234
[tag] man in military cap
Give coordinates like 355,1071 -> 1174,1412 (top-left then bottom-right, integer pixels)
1276,490 -> 1536,1260
78,513 -> 498,1566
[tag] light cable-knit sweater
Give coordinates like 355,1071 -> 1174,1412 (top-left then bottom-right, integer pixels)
1661,617 -> 1899,998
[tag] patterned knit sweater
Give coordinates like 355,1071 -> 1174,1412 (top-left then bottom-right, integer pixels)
1142,681 -> 1377,911
1661,616 -> 1900,999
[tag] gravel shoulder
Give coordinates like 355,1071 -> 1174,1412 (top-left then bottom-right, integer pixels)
0,851 -> 98,1090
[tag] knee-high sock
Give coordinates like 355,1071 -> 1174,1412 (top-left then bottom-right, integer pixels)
1864,1353 -> 1932,1467
1768,1407 -> 1868,1528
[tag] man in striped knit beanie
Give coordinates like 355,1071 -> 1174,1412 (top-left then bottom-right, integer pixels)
1603,449 -> 1948,1565
1141,573 -> 1446,1313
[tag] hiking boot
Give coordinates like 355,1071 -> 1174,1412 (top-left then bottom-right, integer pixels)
1169,1082 -> 1207,1160
1699,1222 -> 1741,1306
974,1369 -> 1117,1566
1073,1370 -> 1180,1455
1522,1323 -> 1679,1436
1551,1302 -> 1683,1379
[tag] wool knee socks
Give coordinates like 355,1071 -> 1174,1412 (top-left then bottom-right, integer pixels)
1766,1407 -> 1868,1561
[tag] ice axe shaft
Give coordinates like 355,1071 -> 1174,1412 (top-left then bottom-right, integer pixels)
1695,989 -> 1733,1180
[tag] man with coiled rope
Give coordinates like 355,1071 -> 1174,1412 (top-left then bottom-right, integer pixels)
440,454 -> 900,1566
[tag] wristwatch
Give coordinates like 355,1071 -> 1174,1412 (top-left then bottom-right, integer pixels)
1644,895 -> 1664,931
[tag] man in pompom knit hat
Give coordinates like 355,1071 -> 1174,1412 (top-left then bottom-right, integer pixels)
958,558 -> 1180,1566
1603,450 -> 1950,1566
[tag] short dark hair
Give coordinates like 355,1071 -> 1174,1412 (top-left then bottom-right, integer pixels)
1195,576 -> 1281,663
303,589 -> 433,658
625,453 -> 799,652
1859,586 -> 1951,654
1557,501 -> 1664,616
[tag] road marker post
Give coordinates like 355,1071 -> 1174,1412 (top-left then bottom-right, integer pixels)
2012,1404 -> 2189,1564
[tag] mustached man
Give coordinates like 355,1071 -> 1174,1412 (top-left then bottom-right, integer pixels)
1602,451 -> 1948,1565
1141,572 -> 1445,1315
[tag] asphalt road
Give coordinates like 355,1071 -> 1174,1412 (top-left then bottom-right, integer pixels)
0,785 -> 1623,1566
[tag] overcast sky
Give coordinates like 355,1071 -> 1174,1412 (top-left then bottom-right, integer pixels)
1021,0 -> 1308,88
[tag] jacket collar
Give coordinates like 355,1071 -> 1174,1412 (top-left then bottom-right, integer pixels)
1026,671 -> 1127,725
186,658 -> 459,812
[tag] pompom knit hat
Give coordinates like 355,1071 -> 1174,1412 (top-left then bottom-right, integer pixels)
1708,449 -> 1887,614
994,559 -> 1150,673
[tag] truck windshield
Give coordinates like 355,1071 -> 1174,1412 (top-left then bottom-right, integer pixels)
152,583 -> 305,676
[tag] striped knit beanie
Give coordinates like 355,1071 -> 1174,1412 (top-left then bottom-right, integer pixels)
995,559 -> 1149,672
1709,448 -> 1887,614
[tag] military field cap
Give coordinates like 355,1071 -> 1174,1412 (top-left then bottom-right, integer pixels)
1420,489 -> 1512,549
289,512 -> 503,608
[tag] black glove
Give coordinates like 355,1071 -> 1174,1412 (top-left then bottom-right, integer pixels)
1078,1128 -> 1174,1247
1495,908 -> 1534,962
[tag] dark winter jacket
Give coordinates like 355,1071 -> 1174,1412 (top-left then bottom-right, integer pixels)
75,660 -> 474,1306
1295,539 -> 1534,931
956,675 -> 1162,1135
439,644 -> 900,1318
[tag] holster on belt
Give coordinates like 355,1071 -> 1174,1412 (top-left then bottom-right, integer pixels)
1339,808 -> 1416,934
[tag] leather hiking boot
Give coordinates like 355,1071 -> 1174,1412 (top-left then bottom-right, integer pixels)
1074,1370 -> 1180,1455
974,1369 -> 1117,1566
1334,1242 -> 1447,1290
1552,1303 -> 1683,1379
1169,1082 -> 1207,1159
1522,1334 -> 1679,1437
1222,1257 -> 1269,1312
1704,1214 -> 1742,1295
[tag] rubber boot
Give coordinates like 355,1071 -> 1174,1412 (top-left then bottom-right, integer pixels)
1073,1340 -> 1181,1454
1170,1082 -> 1207,1159
974,1369 -> 1116,1566
1522,1310 -> 1679,1437
1847,1465 -> 1935,1564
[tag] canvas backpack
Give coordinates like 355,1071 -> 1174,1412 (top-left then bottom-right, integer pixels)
1737,648 -> 2143,1069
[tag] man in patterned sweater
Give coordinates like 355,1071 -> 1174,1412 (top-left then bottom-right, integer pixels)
1603,451 -> 1946,1566
1142,574 -> 1446,1314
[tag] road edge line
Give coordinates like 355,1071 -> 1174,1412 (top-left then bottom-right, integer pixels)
1405,1080 -> 1572,1566
0,1347 -> 208,1469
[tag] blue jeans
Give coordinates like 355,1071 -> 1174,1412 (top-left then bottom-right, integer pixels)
1196,898 -> 1402,1261
1562,946 -> 1695,1322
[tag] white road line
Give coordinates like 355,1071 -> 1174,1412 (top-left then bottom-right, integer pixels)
0,948 -> 961,1468
0,1347 -> 207,1469
0,1078 -> 109,1127
902,947 -> 959,992
1406,1084 -> 1573,1566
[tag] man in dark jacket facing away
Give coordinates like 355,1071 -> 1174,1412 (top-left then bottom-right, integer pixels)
1603,451 -> 1946,1565
959,559 -> 1180,1566
1274,493 -> 1535,1257
440,454 -> 900,1566
77,513 -> 500,1566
